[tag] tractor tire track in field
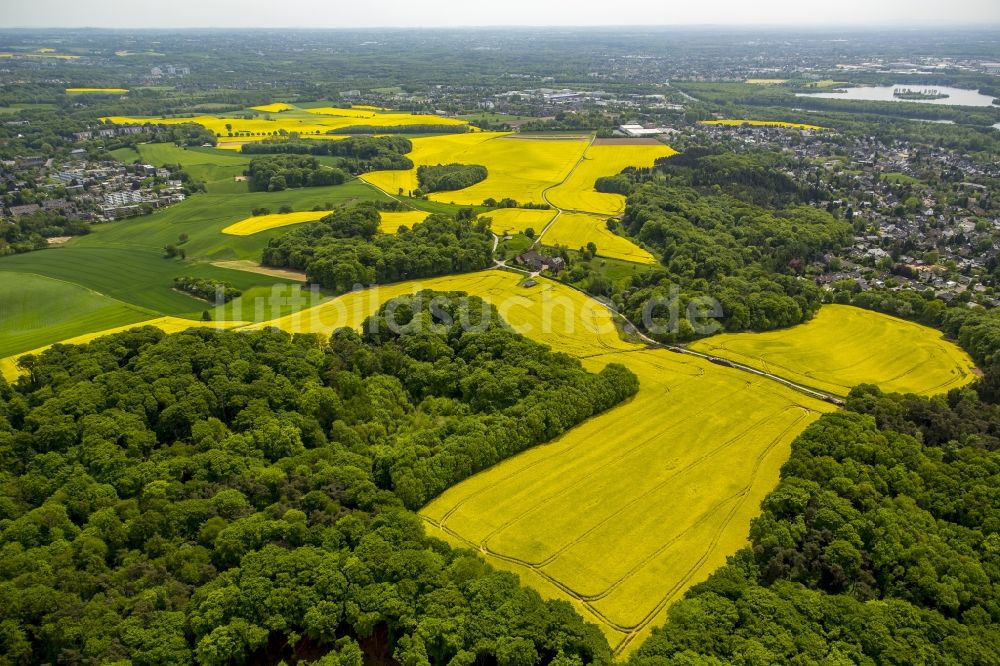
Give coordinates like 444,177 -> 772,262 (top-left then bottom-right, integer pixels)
535,135 -> 595,245
423,404 -> 812,653
479,401 -> 805,582
609,407 -> 812,656
474,380 -> 763,564
433,374 -> 696,526
431,351 -> 712,529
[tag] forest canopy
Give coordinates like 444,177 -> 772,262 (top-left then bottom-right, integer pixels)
0,292 -> 639,665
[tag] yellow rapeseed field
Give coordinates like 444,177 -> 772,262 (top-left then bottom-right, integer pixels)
222,211 -> 328,236
303,106 -> 388,118
103,109 -> 472,148
222,210 -> 431,236
66,87 -> 129,94
423,348 -> 833,654
745,79 -> 788,85
478,208 -> 556,236
377,210 -> 431,233
0,316 -> 247,382
689,304 -> 978,397
250,102 -> 295,113
1,52 -> 79,60
362,133 -> 589,206
546,142 -> 677,216
361,132 -> 498,194
254,270 -> 631,356
699,119 -> 826,131
543,212 -> 656,264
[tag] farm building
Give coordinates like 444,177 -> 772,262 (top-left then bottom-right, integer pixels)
618,124 -> 676,137
516,250 -> 565,272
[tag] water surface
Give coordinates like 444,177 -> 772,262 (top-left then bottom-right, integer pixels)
797,85 -> 997,107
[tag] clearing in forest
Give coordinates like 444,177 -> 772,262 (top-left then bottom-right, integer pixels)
689,304 -> 978,396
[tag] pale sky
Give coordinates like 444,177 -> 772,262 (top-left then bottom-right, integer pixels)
4,0 -> 1000,28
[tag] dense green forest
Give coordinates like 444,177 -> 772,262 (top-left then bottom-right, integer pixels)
261,207 -> 495,293
0,293 -> 638,665
416,164 -> 488,194
629,382 -> 1000,665
616,181 -> 850,339
247,155 -> 348,192
241,137 -> 413,173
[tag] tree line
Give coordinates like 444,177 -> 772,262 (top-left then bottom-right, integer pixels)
0,292 -> 638,664
328,124 -> 469,135
617,176 -> 850,340
558,149 -> 852,342
0,210 -> 90,256
241,136 -> 414,173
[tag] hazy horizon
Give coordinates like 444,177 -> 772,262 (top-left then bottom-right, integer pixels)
5,0 -> 1000,29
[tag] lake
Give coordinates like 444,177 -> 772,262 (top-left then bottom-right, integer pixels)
797,85 -> 997,107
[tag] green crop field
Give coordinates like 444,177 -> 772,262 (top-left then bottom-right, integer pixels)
0,247 -> 260,314
689,304 -> 978,396
0,272 -> 154,358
